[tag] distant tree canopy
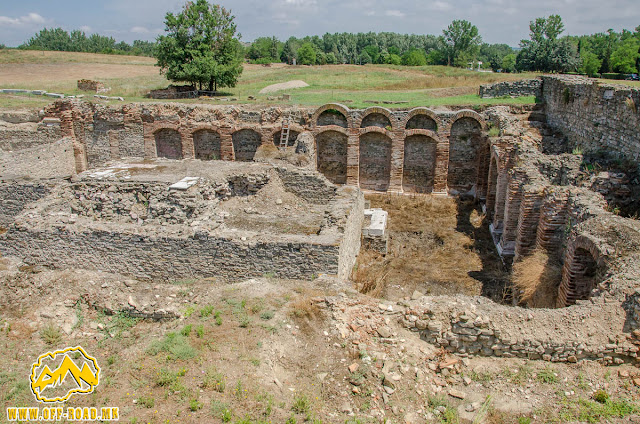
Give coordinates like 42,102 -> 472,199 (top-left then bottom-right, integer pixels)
17,14 -> 640,76
442,20 -> 482,67
18,27 -> 156,56
155,0 -> 243,91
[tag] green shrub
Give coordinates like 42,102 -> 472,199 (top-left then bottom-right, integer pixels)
189,398 -> 203,411
601,73 -> 625,80
180,324 -> 192,336
200,305 -> 214,318
593,389 -> 609,403
291,393 -> 311,414
260,310 -> 275,320
147,332 -> 197,360
137,396 -> 155,408
196,324 -> 204,338
203,367 -> 226,392
40,323 -> 62,346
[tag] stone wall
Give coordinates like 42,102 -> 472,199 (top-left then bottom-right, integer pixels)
0,182 -> 51,227
542,76 -> 640,161
400,293 -> 639,365
77,80 -> 108,93
0,165 -> 363,282
479,78 -> 542,99
0,224 -> 342,281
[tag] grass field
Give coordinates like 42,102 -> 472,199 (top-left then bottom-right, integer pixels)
0,49 -> 544,109
4,49 -> 636,110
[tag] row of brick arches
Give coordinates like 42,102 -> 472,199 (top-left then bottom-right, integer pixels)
154,128 -> 300,162
315,116 -> 486,194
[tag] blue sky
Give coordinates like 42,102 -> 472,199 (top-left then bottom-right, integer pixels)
1,0 -> 639,47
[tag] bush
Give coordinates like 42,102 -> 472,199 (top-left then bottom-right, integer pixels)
402,49 -> 427,66
601,73 -> 625,80
147,332 -> 198,360
40,323 -> 62,346
593,389 -> 609,403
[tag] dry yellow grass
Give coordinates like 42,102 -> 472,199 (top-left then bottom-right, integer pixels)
511,250 -> 562,308
353,194 -> 509,300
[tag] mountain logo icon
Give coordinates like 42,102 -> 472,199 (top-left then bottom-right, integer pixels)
29,346 -> 101,403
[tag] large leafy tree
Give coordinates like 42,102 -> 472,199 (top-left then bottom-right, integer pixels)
155,0 -> 243,91
442,20 -> 482,67
516,15 -> 579,72
610,37 -> 640,73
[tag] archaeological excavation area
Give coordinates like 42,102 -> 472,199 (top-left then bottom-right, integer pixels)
1,75 -> 640,367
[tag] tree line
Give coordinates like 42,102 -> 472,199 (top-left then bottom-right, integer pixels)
15,8 -> 640,82
247,17 -> 640,76
18,27 -> 156,56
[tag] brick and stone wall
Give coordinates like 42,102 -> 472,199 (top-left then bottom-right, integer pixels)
0,165 -> 364,282
0,182 -> 52,226
479,78 -> 542,99
542,76 -> 640,161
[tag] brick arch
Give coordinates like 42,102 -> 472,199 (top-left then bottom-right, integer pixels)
313,126 -> 349,137
355,107 -> 396,130
232,128 -> 263,162
359,132 -> 393,191
271,124 -> 305,147
359,126 -> 394,139
192,128 -> 221,160
402,108 -> 440,131
557,235 -> 608,307
447,112 -> 487,192
445,110 -> 487,133
153,127 -> 183,160
312,103 -> 352,129
404,129 -> 440,141
403,132 -> 439,194
316,129 -> 348,184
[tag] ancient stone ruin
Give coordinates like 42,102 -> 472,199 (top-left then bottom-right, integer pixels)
1,75 -> 639,365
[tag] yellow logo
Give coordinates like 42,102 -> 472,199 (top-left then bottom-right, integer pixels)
29,346 -> 100,403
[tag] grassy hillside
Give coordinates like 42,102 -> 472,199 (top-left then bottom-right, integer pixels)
0,49 -> 543,109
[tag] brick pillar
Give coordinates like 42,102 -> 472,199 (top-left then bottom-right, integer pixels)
60,109 -> 87,173
219,127 -> 234,161
535,188 -> 569,255
433,132 -> 449,193
142,123 -> 156,160
514,186 -> 544,260
388,130 -> 404,192
475,138 -> 491,200
486,156 -> 498,219
493,170 -> 508,231
108,130 -> 120,160
500,170 -> 526,255
346,129 -> 359,187
181,129 -> 195,159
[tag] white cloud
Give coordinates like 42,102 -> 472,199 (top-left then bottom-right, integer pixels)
429,1 -> 452,11
80,25 -> 92,33
131,26 -> 151,34
385,10 -> 405,18
0,12 -> 46,26
284,0 -> 317,5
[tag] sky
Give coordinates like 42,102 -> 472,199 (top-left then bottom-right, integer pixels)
1,0 -> 639,48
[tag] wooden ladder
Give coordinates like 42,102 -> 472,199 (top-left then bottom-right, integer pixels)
279,109 -> 296,149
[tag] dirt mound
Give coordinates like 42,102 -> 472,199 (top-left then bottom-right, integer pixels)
259,80 -> 309,94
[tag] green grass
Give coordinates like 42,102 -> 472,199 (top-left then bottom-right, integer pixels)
146,332 -> 198,360
0,50 -> 540,109
558,398 -> 640,423
40,323 -> 62,345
